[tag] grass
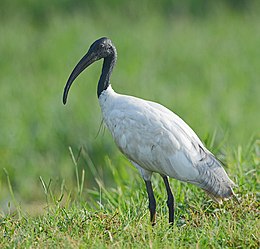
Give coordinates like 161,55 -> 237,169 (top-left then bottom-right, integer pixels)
0,1 -> 259,248
1,139 -> 259,248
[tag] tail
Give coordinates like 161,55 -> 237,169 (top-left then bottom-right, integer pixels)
204,186 -> 237,204
195,153 -> 238,204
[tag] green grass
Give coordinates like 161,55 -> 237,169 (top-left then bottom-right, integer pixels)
0,1 -> 259,248
1,139 -> 259,248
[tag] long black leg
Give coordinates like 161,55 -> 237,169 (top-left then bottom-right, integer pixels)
162,175 -> 174,225
144,180 -> 156,225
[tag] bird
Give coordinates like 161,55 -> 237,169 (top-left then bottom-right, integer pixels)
63,37 -> 236,225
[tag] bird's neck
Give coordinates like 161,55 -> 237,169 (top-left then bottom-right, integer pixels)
97,52 -> 117,97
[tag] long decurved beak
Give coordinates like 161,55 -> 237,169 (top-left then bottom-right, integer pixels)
63,51 -> 96,104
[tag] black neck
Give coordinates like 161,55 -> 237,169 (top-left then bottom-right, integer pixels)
97,52 -> 117,97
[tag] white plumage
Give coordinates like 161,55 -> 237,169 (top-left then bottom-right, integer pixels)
99,85 -> 235,200
63,37 -> 236,224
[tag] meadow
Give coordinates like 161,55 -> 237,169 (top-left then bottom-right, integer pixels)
0,1 -> 259,248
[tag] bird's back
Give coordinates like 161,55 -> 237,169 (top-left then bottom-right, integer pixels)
99,86 -> 235,202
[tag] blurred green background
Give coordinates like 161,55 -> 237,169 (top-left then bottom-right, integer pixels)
0,0 -> 259,212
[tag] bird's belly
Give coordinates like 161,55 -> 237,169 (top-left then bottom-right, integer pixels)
112,129 -> 199,182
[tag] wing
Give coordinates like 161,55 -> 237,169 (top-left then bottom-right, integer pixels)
99,89 -> 235,201
148,100 -> 236,201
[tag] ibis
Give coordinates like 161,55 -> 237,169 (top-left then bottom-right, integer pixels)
63,37 -> 236,225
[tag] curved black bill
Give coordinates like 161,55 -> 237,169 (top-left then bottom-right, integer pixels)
63,51 -> 96,104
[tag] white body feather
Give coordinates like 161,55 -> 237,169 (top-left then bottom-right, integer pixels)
99,85 -> 235,202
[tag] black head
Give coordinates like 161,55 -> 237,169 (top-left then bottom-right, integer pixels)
88,37 -> 115,60
63,37 -> 116,104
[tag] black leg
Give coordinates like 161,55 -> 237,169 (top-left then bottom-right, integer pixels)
162,175 -> 174,225
144,180 -> 156,225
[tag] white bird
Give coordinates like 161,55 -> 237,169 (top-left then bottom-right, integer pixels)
63,37 -> 236,225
